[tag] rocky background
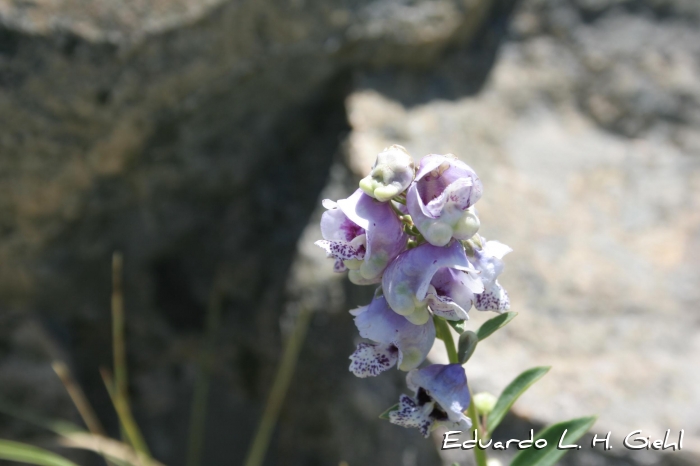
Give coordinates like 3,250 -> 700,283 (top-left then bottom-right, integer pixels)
1,0 -> 699,465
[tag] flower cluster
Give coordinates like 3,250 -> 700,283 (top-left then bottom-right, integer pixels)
316,145 -> 511,438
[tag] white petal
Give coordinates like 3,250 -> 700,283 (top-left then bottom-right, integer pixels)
349,342 -> 398,378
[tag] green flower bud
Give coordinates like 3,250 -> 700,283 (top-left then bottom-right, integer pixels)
473,392 -> 497,415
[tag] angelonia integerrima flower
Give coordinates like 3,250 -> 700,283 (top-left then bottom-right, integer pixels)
315,188 -> 407,284
315,147 -> 512,442
389,364 -> 472,437
382,240 -> 483,325
407,154 -> 483,247
349,295 -> 435,377
359,145 -> 415,202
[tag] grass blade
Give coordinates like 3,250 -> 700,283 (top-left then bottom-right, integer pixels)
100,369 -> 151,459
487,366 -> 550,433
0,400 -> 84,437
0,439 -> 80,466
59,432 -> 166,466
510,416 -> 597,466
243,306 -> 313,466
52,361 -> 106,437
186,277 -> 224,466
476,312 -> 517,341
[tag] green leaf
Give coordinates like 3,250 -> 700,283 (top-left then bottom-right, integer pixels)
510,416 -> 597,466
0,399 -> 84,436
477,311 -> 517,341
487,366 -> 550,433
0,439 -> 80,466
378,403 -> 399,420
447,319 -> 468,334
457,331 -> 478,364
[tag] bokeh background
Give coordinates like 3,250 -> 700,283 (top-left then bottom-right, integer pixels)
0,0 -> 698,465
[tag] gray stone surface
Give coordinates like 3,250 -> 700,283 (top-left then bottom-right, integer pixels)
344,0 -> 700,464
0,0 -> 515,465
2,0 -> 699,464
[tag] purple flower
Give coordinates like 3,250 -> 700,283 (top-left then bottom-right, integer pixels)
316,189 -> 408,284
359,145 -> 415,202
389,364 -> 472,437
382,240 -> 481,324
407,154 -> 483,247
471,237 -> 512,312
348,295 -> 435,378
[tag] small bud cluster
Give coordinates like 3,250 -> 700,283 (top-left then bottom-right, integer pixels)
316,145 -> 511,437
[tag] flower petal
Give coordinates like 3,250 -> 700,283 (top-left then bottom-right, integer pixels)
426,286 -> 468,321
475,281 -> 510,312
338,189 -> 408,281
382,241 -> 470,316
406,364 -> 471,423
349,342 -> 399,378
407,155 -> 483,246
470,238 -> 512,311
359,145 -> 415,202
426,266 -> 484,320
388,394 -> 435,438
320,207 -> 365,242
353,296 -> 435,371
314,236 -> 366,262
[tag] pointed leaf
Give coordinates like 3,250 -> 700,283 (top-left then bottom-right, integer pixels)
510,416 -> 597,466
0,439 -> 80,466
378,403 -> 399,420
447,319 -> 468,334
487,366 -> 550,433
477,311 -> 517,341
457,331 -> 478,364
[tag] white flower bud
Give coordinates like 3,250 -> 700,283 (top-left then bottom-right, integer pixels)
359,145 -> 415,202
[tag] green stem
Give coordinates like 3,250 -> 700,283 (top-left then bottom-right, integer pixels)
243,307 -> 313,466
110,253 -> 151,460
186,281 -> 223,466
111,252 -> 128,443
434,316 -> 458,364
467,391 -> 488,466
434,316 -> 488,466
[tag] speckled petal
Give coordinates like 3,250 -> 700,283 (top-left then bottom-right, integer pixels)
338,189 -> 408,281
382,241 -> 470,317
475,281 -> 510,312
349,342 -> 399,378
320,206 -> 365,242
353,296 -> 435,371
427,266 -> 484,320
314,234 -> 366,262
388,394 -> 435,438
471,238 -> 512,312
406,364 -> 471,424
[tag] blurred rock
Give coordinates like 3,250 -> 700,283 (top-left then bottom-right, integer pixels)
0,0 -> 517,465
345,0 -> 700,464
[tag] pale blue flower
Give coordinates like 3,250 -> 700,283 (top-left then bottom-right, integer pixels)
348,295 -> 435,377
389,364 -> 472,437
316,189 -> 408,284
407,154 -> 482,246
381,240 -> 480,324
